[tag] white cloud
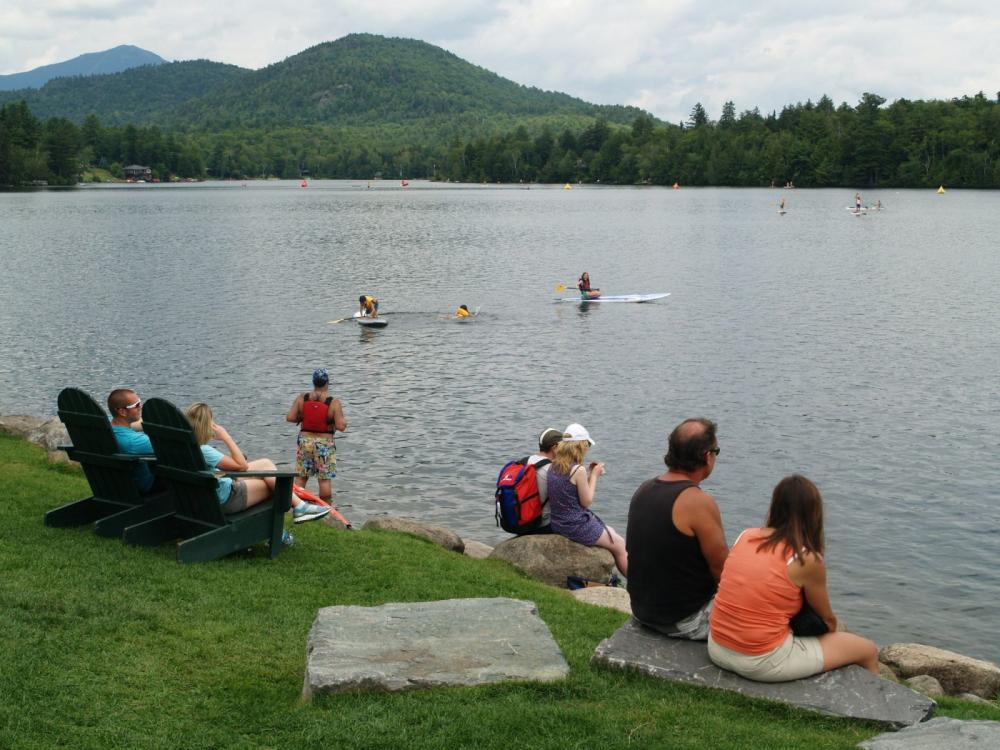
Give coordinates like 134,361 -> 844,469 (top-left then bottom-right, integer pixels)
1,1 -> 998,121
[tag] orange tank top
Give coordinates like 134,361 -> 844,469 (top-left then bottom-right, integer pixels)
709,529 -> 803,654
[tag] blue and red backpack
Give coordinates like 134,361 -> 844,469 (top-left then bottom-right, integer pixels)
495,457 -> 550,534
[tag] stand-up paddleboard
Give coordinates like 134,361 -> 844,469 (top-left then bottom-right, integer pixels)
556,293 -> 670,303
353,312 -> 388,328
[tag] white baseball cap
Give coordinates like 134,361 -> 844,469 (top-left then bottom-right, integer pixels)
563,423 -> 595,446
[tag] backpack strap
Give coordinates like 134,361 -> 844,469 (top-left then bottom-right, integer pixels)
534,458 -> 551,469
324,397 -> 333,406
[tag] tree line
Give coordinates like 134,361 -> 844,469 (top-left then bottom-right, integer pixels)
3,91 -> 1000,187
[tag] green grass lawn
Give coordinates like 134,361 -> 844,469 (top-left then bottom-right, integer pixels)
2,434 -> 996,749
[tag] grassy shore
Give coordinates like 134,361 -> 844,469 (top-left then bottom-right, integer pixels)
2,434 -> 996,749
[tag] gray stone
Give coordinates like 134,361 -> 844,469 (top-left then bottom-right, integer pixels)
462,540 -> 493,559
592,618 -> 935,728
0,415 -> 69,452
907,674 -> 945,697
302,597 -> 568,698
570,586 -> 632,614
858,717 -> 1000,749
879,662 -> 900,682
362,516 -> 464,553
956,693 -> 996,707
880,643 -> 1000,698
489,534 -> 614,588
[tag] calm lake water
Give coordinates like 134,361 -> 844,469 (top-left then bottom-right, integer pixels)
2,181 -> 998,662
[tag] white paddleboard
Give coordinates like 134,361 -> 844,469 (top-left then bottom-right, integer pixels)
556,293 -> 670,303
353,312 -> 388,328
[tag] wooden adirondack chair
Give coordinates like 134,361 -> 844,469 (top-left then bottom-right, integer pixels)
122,397 -> 292,563
44,387 -> 171,537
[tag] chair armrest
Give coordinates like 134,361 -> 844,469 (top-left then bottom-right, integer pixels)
112,453 -> 157,463
224,470 -> 298,479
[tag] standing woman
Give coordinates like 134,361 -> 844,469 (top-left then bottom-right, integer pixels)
577,272 -> 601,300
547,423 -> 628,575
286,368 -> 348,506
707,475 -> 879,682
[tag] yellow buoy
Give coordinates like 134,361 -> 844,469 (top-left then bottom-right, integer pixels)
564,183 -> 573,190
937,186 -> 946,194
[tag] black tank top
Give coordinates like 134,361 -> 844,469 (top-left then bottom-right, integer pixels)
626,478 -> 718,627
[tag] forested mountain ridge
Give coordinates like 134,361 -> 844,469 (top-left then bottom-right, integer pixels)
168,34 -> 645,129
0,34 -> 646,132
0,60 -> 250,124
0,45 -> 166,91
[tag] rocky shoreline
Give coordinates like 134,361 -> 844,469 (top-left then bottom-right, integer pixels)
3,413 -> 998,705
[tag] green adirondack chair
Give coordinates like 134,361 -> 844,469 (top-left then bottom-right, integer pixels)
122,397 -> 292,563
44,387 -> 171,536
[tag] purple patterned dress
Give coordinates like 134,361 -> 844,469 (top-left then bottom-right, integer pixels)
546,465 -> 607,545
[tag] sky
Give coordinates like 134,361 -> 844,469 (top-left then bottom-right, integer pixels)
3,1 -> 999,123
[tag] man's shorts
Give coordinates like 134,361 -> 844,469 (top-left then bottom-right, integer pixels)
708,632 -> 824,682
296,434 -> 337,480
637,597 -> 714,641
220,478 -> 248,514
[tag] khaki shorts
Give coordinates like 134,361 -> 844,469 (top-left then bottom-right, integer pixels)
708,632 -> 824,682
220,479 -> 248,514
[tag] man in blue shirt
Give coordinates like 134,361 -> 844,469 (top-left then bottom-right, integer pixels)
107,388 -> 160,495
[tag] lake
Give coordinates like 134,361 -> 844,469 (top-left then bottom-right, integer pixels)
1,181 -> 997,663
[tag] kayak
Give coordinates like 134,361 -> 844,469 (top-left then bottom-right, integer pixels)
556,293 -> 670,303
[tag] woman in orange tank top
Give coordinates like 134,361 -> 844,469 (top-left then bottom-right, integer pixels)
707,475 -> 879,682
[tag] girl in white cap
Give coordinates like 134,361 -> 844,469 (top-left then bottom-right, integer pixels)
546,423 -> 628,575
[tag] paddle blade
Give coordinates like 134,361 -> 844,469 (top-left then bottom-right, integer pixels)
555,283 -> 567,292
327,318 -> 346,325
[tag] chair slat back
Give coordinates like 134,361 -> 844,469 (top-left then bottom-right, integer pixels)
141,398 -> 226,526
57,387 -> 143,502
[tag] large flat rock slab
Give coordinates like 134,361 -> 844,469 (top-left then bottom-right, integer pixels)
858,717 -> 1000,749
592,618 -> 935,728
303,598 -> 568,698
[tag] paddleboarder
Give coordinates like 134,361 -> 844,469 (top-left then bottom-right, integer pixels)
455,304 -> 472,318
577,272 -> 601,300
359,294 -> 379,318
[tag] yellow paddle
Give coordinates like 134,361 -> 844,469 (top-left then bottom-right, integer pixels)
327,318 -> 349,325
555,283 -> 574,293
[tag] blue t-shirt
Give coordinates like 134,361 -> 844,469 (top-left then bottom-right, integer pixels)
111,424 -> 155,494
200,444 -> 233,504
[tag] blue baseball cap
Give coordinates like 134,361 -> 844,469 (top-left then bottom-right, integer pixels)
312,368 -> 329,386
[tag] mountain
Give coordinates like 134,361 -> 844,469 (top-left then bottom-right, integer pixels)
0,34 -> 648,135
0,60 -> 250,124
0,45 -> 167,91
168,34 -> 647,129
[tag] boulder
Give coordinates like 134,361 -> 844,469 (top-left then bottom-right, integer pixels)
302,598 -> 568,698
956,693 -> 996,707
879,662 -> 900,682
462,540 -> 494,559
362,516 -> 465,553
0,415 -> 69,452
489,534 -> 614,588
593,618 -> 935,728
879,643 -> 1000,699
907,674 -> 945,698
858,717 -> 1000,749
571,586 -> 632,614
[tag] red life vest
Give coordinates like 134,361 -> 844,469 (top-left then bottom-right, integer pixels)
301,394 -> 333,433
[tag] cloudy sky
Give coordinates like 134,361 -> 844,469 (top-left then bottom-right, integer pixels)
3,1 -> 998,122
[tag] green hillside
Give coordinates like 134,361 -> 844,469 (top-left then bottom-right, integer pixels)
0,60 -> 250,124
0,34 -> 646,137
168,33 -> 645,129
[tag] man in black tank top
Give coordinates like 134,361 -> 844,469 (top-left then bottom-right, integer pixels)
626,418 -> 729,640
